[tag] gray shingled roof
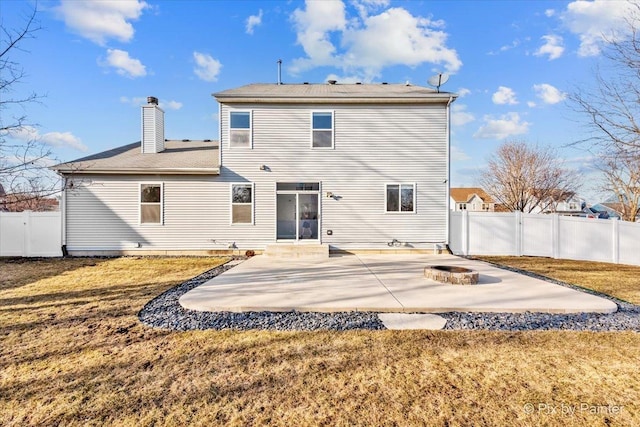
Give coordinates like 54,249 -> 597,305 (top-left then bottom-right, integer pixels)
213,83 -> 456,103
52,140 -> 219,175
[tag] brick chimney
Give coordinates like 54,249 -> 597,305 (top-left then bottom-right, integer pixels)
141,96 -> 165,153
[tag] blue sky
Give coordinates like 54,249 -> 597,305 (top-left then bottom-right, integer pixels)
3,0 -> 635,200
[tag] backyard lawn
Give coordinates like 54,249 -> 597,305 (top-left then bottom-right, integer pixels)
1,256 -> 638,426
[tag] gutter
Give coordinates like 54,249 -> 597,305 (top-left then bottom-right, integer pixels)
52,168 -> 221,175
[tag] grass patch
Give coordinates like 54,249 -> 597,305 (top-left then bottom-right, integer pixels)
475,256 -> 640,305
0,256 -> 638,426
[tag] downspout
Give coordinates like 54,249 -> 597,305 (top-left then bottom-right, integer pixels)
60,175 -> 68,255
445,96 -> 454,248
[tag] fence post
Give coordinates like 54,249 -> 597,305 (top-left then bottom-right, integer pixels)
462,209 -> 469,256
515,211 -> 522,256
612,219 -> 619,264
23,211 -> 31,257
552,214 -> 559,259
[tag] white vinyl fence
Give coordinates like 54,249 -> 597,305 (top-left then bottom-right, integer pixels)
450,211 -> 640,266
0,211 -> 62,257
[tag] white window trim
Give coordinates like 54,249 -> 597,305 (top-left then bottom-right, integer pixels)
230,182 -> 255,225
385,183 -> 416,214
228,109 -> 253,149
310,110 -> 334,149
139,182 -> 164,225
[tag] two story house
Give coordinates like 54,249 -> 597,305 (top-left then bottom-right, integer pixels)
449,187 -> 495,212
53,82 -> 456,255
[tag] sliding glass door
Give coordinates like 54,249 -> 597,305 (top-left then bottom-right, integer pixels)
276,183 -> 320,241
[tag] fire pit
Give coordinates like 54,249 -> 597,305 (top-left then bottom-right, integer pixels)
424,265 -> 479,285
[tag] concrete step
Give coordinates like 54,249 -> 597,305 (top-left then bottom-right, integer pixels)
264,244 -> 329,259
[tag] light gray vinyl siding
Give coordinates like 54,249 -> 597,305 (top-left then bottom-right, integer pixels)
65,102 -> 449,251
65,175 -> 233,251
220,103 -> 449,248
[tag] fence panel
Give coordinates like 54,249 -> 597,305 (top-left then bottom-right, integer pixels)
619,221 -> 640,266
522,214 -> 553,257
0,211 -> 62,257
557,216 -> 612,262
468,213 -> 517,255
449,211 -> 640,266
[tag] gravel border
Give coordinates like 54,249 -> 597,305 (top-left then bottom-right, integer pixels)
138,259 -> 385,331
138,258 -> 640,332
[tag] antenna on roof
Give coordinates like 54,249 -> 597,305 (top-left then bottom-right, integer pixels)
277,59 -> 282,85
427,73 -> 449,93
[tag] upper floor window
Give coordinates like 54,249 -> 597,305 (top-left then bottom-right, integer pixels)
481,203 -> 490,211
312,111 -> 333,148
230,111 -> 251,148
386,183 -> 415,213
459,203 -> 467,210
140,183 -> 163,224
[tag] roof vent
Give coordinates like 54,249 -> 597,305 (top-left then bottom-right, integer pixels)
328,79 -> 337,85
147,96 -> 159,105
204,139 -> 211,142
381,82 -> 388,85
355,82 -> 362,85
303,82 -> 309,85
182,139 -> 190,142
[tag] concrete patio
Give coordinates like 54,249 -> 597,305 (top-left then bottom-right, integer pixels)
179,254 -> 618,314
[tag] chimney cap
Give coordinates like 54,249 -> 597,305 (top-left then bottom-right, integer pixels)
327,79 -> 337,85
147,96 -> 159,105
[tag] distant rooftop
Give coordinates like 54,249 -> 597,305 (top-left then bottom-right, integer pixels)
450,187 -> 494,203
214,83 -> 457,104
52,140 -> 219,175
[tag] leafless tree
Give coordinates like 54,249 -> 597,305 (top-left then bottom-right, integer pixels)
0,3 -> 63,211
479,140 -> 580,213
568,2 -> 640,220
597,150 -> 640,221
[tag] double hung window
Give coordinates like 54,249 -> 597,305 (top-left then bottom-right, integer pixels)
230,111 -> 251,148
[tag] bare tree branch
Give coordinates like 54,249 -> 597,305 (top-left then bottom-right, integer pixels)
0,2 -> 63,212
479,140 -> 581,213
567,3 -> 640,221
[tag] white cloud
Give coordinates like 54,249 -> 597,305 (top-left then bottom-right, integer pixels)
451,145 -> 471,162
246,9 -> 263,35
8,126 -> 87,152
527,101 -> 537,108
55,0 -> 148,45
457,88 -> 471,98
533,83 -> 566,104
534,34 -> 564,60
120,96 -> 182,110
545,9 -> 556,18
290,1 -> 461,81
562,0 -> 634,57
451,104 -> 475,127
193,52 -> 222,82
492,86 -> 518,105
101,49 -> 147,78
160,100 -> 183,110
473,113 -> 530,139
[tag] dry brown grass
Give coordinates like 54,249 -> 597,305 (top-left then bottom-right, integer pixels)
1,256 -> 639,426
476,256 -> 640,305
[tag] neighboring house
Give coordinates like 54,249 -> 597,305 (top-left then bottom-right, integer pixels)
529,190 -> 585,215
53,84 -> 456,255
593,202 -> 640,221
449,188 -> 495,212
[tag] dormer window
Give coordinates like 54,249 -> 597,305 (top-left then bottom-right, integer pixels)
230,111 -> 251,148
